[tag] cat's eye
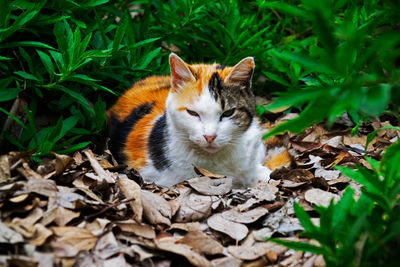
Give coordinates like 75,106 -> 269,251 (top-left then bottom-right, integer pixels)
186,108 -> 199,117
220,108 -> 235,119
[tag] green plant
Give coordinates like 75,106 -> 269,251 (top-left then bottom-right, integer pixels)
269,140 -> 400,266
259,0 -> 400,138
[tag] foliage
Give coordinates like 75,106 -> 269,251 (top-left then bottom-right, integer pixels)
269,140 -> 400,266
0,0 -> 280,157
260,0 -> 400,137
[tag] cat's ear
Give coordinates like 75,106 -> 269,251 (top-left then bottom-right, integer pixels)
224,57 -> 254,84
169,53 -> 196,90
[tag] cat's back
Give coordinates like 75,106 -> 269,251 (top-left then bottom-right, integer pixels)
107,75 -> 170,168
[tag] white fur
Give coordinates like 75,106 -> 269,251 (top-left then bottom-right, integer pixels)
140,87 -> 271,188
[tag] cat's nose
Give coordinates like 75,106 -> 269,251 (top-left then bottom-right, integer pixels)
203,135 -> 217,144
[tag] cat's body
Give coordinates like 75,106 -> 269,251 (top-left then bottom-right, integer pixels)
107,54 -> 272,188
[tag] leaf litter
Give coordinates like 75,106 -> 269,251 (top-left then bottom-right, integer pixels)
0,115 -> 397,266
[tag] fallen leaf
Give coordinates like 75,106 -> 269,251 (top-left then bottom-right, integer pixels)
53,153 -> 73,176
227,241 -> 286,261
41,206 -> 80,226
155,236 -> 212,267
222,207 -> 268,224
28,223 -> 53,246
188,176 -> 232,196
115,220 -> 156,239
207,213 -> 248,241
314,168 -> 340,180
51,226 -> 97,257
173,187 -> 212,222
17,162 -> 43,180
0,155 -> 10,183
93,232 -> 120,260
83,218 -> 110,236
211,257 -> 242,267
194,166 -> 226,178
169,222 -> 202,232
84,150 -> 116,183
117,175 -> 142,222
177,230 -> 223,255
32,252 -> 54,267
141,190 -> 171,226
25,178 -> 58,198
305,188 -> 340,207
0,222 -> 24,243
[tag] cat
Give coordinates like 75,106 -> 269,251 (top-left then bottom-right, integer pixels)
107,53 -> 285,188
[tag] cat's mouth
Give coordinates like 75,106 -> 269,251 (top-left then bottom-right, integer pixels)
201,144 -> 220,153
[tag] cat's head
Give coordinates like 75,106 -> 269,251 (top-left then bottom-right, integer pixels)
166,53 -> 256,153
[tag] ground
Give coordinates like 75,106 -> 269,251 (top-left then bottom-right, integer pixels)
0,111 -> 397,267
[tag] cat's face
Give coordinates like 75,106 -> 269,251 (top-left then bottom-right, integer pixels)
166,53 -> 256,153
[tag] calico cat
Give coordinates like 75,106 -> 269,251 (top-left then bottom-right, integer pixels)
107,53 -> 276,188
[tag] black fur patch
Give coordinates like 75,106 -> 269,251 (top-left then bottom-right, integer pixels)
148,114 -> 171,171
109,103 -> 153,163
208,72 -> 223,101
216,64 -> 226,70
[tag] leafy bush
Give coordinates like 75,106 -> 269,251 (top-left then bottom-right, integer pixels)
260,0 -> 400,137
0,0 -> 279,157
269,139 -> 400,266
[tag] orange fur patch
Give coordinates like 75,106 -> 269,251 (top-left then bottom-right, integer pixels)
108,76 -> 170,169
264,149 -> 292,171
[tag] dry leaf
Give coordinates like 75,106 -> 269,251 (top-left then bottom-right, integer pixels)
305,188 -> 340,207
227,241 -> 287,261
117,175 -> 142,222
17,162 -> 43,179
28,223 -> 53,246
169,222 -> 202,232
0,222 -> 24,243
115,220 -> 156,239
314,168 -> 340,180
173,188 -> 212,222
93,232 -> 120,260
0,155 -> 10,183
51,226 -> 97,257
194,166 -> 226,178
84,150 -> 116,183
41,206 -> 80,226
222,207 -> 268,224
25,178 -> 58,198
141,190 -> 171,225
211,257 -> 242,267
207,213 -> 248,241
155,236 -> 212,267
177,230 -> 223,255
188,176 -> 232,195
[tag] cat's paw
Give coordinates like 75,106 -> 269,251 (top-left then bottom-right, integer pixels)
255,165 -> 272,183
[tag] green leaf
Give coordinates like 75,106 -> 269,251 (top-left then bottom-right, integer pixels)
0,41 -> 56,50
14,71 -> 40,81
293,202 -> 318,233
258,1 -> 308,18
56,141 -> 90,154
268,238 -> 325,255
0,88 -> 21,102
0,107 -> 26,129
37,50 -> 55,81
136,47 -> 162,69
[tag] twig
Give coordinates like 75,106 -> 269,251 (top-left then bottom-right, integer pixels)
71,197 -> 136,226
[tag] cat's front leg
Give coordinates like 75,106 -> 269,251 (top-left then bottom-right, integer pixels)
255,165 -> 271,183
